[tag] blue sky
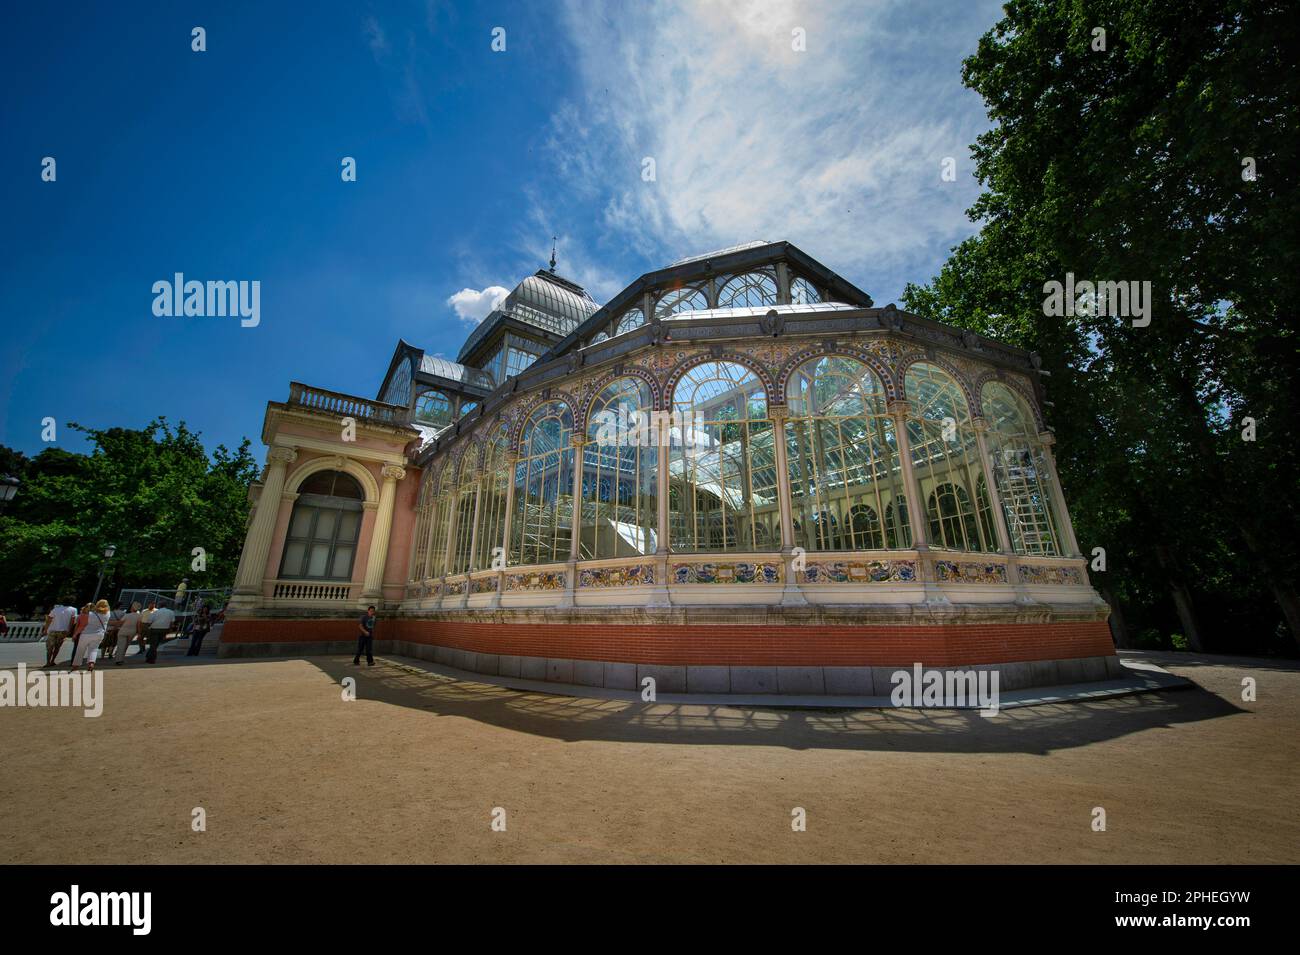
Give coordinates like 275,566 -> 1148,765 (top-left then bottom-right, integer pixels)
0,0 -> 1004,459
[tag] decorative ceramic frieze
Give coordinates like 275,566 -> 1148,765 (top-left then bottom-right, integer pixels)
672,561 -> 782,584
444,579 -> 467,596
934,560 -> 1009,584
798,559 -> 917,584
1018,564 -> 1084,586
505,570 -> 567,591
470,576 -> 499,594
578,564 -> 656,588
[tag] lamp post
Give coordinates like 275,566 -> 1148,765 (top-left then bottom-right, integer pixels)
0,476 -> 19,514
91,543 -> 118,604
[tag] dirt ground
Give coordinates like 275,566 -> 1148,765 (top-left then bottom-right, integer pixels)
0,650 -> 1295,864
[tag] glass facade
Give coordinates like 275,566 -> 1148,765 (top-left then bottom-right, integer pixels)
582,378 -> 658,559
510,401 -> 575,565
982,382 -> 1062,556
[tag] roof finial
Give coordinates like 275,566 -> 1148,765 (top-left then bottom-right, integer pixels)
549,236 -> 557,273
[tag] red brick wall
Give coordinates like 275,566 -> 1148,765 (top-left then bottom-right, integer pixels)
224,617 -> 1115,667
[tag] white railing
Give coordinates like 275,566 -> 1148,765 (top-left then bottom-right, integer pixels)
271,581 -> 354,601
1,621 -> 47,642
287,382 -> 409,426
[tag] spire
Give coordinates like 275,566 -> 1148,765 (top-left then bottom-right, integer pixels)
549,236 -> 557,273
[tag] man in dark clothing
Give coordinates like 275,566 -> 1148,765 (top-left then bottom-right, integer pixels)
353,605 -> 376,666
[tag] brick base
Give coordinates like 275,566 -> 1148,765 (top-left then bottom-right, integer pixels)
222,617 -> 1115,668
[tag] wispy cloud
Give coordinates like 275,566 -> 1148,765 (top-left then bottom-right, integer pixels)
362,16 -> 388,59
545,0 -> 1002,301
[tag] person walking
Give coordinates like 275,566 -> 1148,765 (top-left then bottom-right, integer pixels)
70,599 -> 111,671
42,600 -> 76,667
353,605 -> 376,666
99,603 -> 125,659
113,602 -> 143,664
186,603 -> 212,656
143,603 -> 176,664
67,603 -> 90,667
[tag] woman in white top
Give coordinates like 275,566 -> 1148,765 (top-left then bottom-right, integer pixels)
71,599 -> 112,671
113,602 -> 143,664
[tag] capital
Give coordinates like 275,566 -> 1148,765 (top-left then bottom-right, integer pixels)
885,399 -> 911,417
268,446 -> 298,466
382,464 -> 407,482
1037,430 -> 1056,447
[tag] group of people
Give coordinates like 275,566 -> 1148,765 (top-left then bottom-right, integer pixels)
40,597 -> 222,671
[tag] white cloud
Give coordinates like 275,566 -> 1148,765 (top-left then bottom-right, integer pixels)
447,286 -> 509,324
362,16 -> 388,58
549,0 -> 1004,302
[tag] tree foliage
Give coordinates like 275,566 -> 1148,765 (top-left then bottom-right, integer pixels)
0,420 -> 258,616
903,0 -> 1299,653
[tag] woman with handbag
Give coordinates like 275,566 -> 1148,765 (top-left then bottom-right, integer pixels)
71,599 -> 112,671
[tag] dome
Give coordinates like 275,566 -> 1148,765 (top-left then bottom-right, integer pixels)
501,272 -> 599,336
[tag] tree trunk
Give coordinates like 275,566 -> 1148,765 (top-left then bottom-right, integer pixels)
1155,543 -> 1204,652
1100,585 -> 1130,649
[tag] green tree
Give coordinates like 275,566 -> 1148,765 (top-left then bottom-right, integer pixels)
0,420 -> 258,616
904,0 -> 1299,653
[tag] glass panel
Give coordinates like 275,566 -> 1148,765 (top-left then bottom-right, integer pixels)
583,377 -> 658,559
717,269 -> 778,308
306,544 -> 330,577
282,542 -> 306,577
981,382 -> 1062,555
510,401 -> 575,565
289,507 -> 315,538
313,509 -> 336,540
669,361 -> 776,552
785,356 -> 910,552
905,363 -> 997,553
415,390 -> 453,428
337,510 -> 359,541
331,546 -> 354,579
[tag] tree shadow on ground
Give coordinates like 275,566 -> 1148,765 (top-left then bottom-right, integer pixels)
265,654 -> 1249,756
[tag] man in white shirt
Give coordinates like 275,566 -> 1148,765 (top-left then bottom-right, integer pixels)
43,599 -> 77,667
144,604 -> 177,664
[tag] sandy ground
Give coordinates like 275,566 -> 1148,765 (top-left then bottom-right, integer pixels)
0,647 -> 1295,864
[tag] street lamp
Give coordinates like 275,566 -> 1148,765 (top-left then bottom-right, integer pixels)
0,475 -> 19,514
91,543 -> 118,604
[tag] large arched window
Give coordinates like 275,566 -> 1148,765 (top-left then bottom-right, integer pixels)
449,448 -> 480,575
904,363 -> 998,553
982,382 -> 1062,556
409,465 -> 438,582
428,459 -> 456,577
785,356 -> 911,552
655,284 -> 709,319
717,269 -> 778,308
415,389 -> 453,428
279,470 -> 364,580
584,377 -> 658,559
669,361 -> 777,553
510,401 -> 575,565
474,423 -> 512,571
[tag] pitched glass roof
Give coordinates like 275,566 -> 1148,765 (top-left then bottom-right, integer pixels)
419,354 -> 495,390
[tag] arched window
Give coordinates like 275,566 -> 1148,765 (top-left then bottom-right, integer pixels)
584,378 -> 658,559
655,284 -> 709,319
717,269 -> 778,308
669,361 -> 777,553
428,458 -> 457,577
982,382 -> 1062,555
510,401 -> 575,565
784,356 -> 911,552
474,423 -> 512,571
904,363 -> 997,552
279,471 -> 364,580
415,390 -> 453,428
409,465 -> 438,582
789,276 -> 822,305
449,447 -> 480,575
459,401 -> 478,418
613,307 -> 646,336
